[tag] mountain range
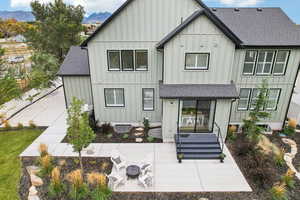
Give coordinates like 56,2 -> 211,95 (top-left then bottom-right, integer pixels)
0,10 -> 111,23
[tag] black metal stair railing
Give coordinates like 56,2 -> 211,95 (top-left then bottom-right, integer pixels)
214,122 -> 224,154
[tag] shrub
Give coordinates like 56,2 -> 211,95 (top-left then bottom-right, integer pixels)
17,122 -> 24,129
281,169 -> 295,189
269,184 -> 289,200
106,134 -> 113,139
227,125 -> 238,141
143,118 -> 150,133
122,133 -> 129,139
39,154 -> 53,177
273,148 -> 285,167
147,136 -> 154,142
29,120 -> 37,129
288,118 -> 297,129
89,111 -> 99,132
87,172 -> 112,200
38,143 -> 49,157
48,167 -> 65,198
101,123 -> 112,135
100,162 -> 110,172
67,169 -> 89,200
3,120 -> 11,130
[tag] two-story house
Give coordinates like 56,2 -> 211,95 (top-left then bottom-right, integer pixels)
58,0 -> 300,160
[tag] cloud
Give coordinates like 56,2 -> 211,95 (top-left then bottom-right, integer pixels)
217,0 -> 263,7
10,0 -> 126,13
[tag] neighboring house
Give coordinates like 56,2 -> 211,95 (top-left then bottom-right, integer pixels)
58,0 -> 300,160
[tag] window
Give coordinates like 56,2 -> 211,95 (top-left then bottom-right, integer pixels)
104,88 -> 125,107
121,50 -> 134,71
243,51 -> 257,75
273,51 -> 290,75
142,88 -> 154,111
108,50 -> 121,71
185,53 -> 209,70
256,50 -> 275,75
265,89 -> 281,110
237,89 -> 251,111
249,89 -> 261,110
135,50 -> 148,71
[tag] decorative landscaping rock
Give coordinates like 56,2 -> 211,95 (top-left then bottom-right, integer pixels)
135,127 -> 144,132
136,138 -> 143,143
58,159 -> 66,166
29,186 -> 38,196
134,131 -> 144,137
28,195 -> 40,200
282,138 -> 300,180
199,198 -> 209,200
26,166 -> 40,176
30,174 -> 43,186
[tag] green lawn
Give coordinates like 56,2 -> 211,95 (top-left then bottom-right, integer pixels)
0,129 -> 44,200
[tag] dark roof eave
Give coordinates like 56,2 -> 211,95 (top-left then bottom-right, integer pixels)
238,44 -> 300,49
58,74 -> 90,77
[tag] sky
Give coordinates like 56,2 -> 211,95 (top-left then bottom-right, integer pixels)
0,0 -> 299,24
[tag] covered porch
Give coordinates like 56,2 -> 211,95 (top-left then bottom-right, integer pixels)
159,83 -> 239,161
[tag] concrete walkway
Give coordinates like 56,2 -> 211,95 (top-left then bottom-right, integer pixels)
2,87 -> 66,127
20,112 -> 252,192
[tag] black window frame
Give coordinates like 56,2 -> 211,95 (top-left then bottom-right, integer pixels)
121,50 -> 134,71
104,88 -> 125,108
142,88 -> 155,111
184,53 -> 210,70
135,50 -> 148,71
107,50 -> 121,71
265,88 -> 281,111
242,50 -> 258,75
272,50 -> 290,76
237,88 -> 252,111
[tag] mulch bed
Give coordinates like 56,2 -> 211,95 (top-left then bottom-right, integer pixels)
227,132 -> 300,200
19,156 -> 113,200
62,126 -> 163,143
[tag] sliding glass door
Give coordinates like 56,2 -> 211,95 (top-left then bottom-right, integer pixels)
179,100 -> 216,133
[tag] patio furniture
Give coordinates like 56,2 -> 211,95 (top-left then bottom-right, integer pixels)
138,172 -> 153,188
140,163 -> 152,175
111,150 -> 126,171
126,165 -> 141,179
106,173 -> 125,190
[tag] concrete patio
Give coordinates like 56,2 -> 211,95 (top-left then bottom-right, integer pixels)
20,111 -> 252,192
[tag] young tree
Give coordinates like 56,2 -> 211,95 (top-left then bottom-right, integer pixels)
67,97 -> 95,172
243,79 -> 270,142
28,52 -> 59,89
25,0 -> 84,62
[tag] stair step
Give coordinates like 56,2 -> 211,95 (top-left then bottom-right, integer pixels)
175,139 -> 218,144
177,149 -> 222,154
179,154 -> 221,160
176,144 -> 220,149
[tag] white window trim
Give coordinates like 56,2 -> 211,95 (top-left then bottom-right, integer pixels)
185,53 -> 210,70
243,51 -> 257,75
237,89 -> 251,111
105,88 -> 125,107
265,89 -> 281,111
273,50 -> 290,75
249,89 -> 261,110
256,50 -> 275,75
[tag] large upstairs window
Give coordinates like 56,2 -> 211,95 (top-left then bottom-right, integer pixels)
273,50 -> 290,75
256,50 -> 275,75
185,53 -> 210,70
108,50 -> 148,71
242,50 -> 290,76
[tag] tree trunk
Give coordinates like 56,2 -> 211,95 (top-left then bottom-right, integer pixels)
79,151 -> 84,173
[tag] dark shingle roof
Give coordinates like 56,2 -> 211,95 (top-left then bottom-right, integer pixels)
212,8 -> 300,47
156,9 -> 241,49
159,83 -> 239,99
58,46 -> 90,76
